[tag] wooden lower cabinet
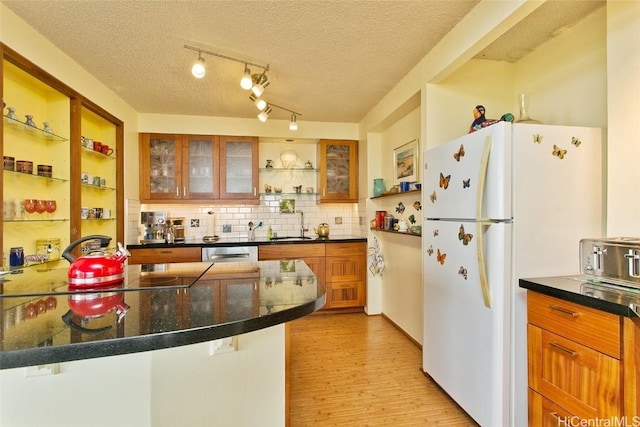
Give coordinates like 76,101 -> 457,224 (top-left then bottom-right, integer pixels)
325,243 -> 366,309
526,291 -> 639,424
128,247 -> 201,264
258,241 -> 366,311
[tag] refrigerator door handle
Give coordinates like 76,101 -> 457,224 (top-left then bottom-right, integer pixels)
476,136 -> 493,308
476,222 -> 492,308
476,135 -> 492,221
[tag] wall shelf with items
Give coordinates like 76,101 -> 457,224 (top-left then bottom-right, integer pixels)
259,167 -> 318,197
370,228 -> 422,237
3,170 -> 68,183
3,114 -> 68,142
370,189 -> 421,200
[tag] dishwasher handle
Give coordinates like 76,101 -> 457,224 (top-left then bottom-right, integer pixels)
206,253 -> 251,260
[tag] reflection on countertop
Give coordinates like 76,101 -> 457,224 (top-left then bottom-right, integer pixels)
0,260 -> 325,369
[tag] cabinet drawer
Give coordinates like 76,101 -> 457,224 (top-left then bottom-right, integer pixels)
326,281 -> 365,308
326,255 -> 366,283
527,292 -> 621,358
325,242 -> 366,257
258,243 -> 325,259
529,389 -> 576,427
528,325 -> 621,419
128,247 -> 201,264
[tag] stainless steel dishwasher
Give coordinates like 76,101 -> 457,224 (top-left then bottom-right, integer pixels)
201,246 -> 258,262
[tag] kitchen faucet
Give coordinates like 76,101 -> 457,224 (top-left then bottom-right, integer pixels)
297,210 -> 308,238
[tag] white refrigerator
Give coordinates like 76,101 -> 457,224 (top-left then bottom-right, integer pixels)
421,122 -> 603,426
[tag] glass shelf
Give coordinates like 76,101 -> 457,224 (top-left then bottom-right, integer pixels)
3,115 -> 68,142
3,218 -> 69,223
259,167 -> 317,172
81,183 -> 116,191
81,145 -> 116,160
3,169 -> 68,183
260,192 -> 318,196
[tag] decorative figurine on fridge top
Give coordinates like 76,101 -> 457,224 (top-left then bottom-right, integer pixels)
468,105 -> 514,133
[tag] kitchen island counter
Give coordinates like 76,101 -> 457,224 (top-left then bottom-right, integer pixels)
0,260 -> 324,369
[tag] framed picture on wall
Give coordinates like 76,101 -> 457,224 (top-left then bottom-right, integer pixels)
393,139 -> 418,184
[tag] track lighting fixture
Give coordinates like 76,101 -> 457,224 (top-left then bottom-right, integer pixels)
258,106 -> 272,122
184,44 -> 269,85
249,93 -> 267,111
191,52 -> 206,78
240,64 -> 253,90
184,44 -> 301,130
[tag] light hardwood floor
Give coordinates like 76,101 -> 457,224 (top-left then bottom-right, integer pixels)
288,313 -> 479,426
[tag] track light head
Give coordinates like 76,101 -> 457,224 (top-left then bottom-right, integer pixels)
240,64 -> 253,90
191,52 -> 206,78
289,114 -> 298,131
258,106 -> 272,122
251,73 -> 270,97
249,93 -> 267,111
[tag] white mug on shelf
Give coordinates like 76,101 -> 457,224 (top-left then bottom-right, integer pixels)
103,209 -> 111,219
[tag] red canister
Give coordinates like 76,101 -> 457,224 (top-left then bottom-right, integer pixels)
375,211 -> 386,229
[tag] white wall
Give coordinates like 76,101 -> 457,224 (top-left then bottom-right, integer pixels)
151,325 -> 285,427
1,353 -> 153,427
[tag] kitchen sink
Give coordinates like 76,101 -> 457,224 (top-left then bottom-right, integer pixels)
270,236 -> 313,241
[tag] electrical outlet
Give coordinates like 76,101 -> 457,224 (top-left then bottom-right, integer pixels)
24,364 -> 60,377
223,224 -> 232,233
209,336 -> 238,355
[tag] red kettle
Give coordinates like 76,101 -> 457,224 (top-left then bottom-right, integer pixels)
62,235 -> 129,288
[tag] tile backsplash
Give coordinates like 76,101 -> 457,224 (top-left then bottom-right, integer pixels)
127,196 -> 364,244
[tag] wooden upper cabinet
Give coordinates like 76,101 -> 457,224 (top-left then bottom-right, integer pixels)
317,139 -> 358,203
139,133 -> 257,203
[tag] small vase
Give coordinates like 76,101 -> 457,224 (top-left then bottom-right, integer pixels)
24,115 -> 36,127
373,178 -> 385,197
6,107 -> 17,120
515,93 -> 542,124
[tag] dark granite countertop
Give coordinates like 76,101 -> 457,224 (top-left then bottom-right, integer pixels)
0,260 -> 325,369
519,275 -> 640,318
126,235 -> 366,249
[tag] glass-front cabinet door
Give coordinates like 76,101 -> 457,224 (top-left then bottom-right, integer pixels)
317,139 -> 358,203
219,136 -> 258,201
184,135 -> 218,199
140,133 -> 183,200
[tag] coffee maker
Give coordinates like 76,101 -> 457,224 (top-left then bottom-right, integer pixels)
140,211 -> 168,244
167,217 -> 186,243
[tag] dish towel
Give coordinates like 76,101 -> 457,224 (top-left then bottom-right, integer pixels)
367,237 -> 385,277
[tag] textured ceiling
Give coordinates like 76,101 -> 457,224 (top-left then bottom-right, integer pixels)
2,0 -> 603,124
